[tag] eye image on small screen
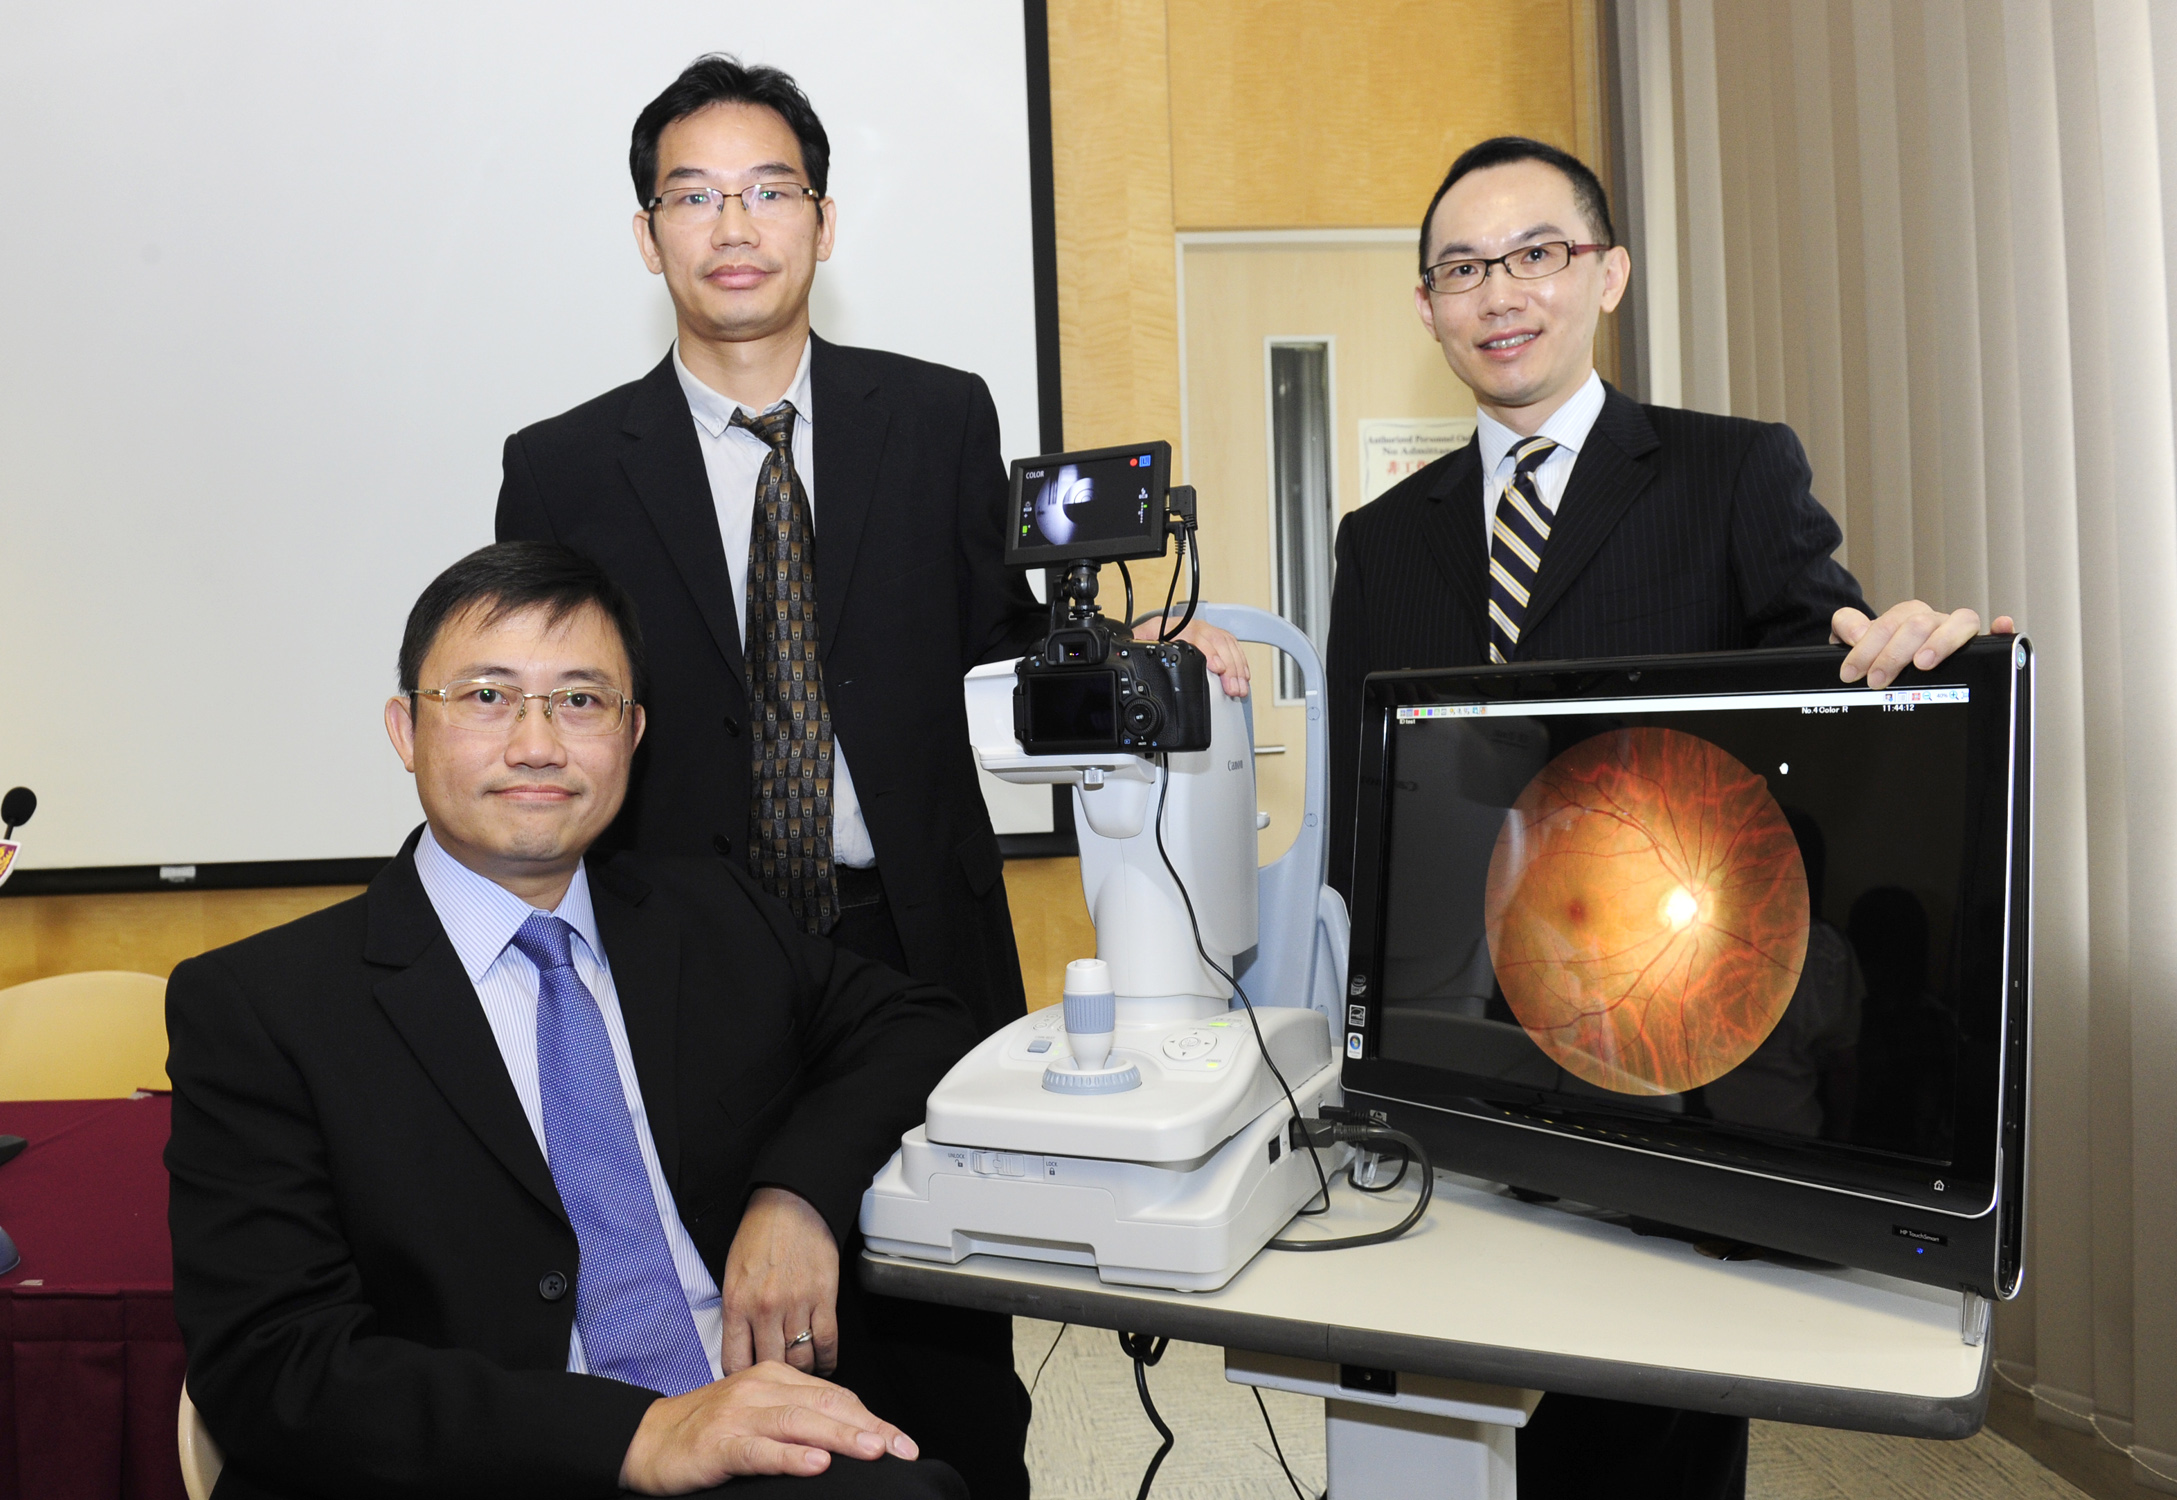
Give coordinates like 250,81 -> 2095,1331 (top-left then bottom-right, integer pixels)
1484,728 -> 1811,1097
1378,687 -> 1975,1165
1017,454 -> 1156,549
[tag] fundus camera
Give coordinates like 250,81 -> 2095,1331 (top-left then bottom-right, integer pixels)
1005,442 -> 1214,756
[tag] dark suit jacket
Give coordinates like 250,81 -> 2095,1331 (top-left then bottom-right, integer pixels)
1327,384 -> 1869,897
165,829 -> 974,1500
496,336 -> 1044,1037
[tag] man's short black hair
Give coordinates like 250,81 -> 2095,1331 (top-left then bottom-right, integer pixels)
1418,137 -> 1616,275
398,541 -> 649,706
630,54 -> 831,209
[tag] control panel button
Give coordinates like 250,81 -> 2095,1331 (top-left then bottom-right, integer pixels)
1027,1038 -> 1052,1054
1162,1031 -> 1216,1061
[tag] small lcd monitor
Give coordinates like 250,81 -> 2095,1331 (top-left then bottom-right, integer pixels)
1340,639 -> 2032,1298
1007,442 -> 1172,567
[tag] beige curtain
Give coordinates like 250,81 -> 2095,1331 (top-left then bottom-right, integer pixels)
1610,0 -> 2177,1487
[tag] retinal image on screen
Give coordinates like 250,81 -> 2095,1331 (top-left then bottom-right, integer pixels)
1378,695 -> 1972,1165
1018,454 -> 1158,550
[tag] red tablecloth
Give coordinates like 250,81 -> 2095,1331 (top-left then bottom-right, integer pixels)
0,1096 -> 184,1500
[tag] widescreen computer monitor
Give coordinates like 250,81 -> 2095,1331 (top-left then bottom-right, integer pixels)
1339,638 -> 2032,1297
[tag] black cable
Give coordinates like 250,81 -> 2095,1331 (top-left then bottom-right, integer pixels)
1027,1322 -> 1068,1397
1151,764 -> 1334,1219
1251,1385 -> 1315,1500
1170,521 -> 1201,638
1268,1122 -> 1433,1252
1155,532 -> 1185,640
1150,752 -> 1437,1251
1117,1332 -> 1174,1500
1117,560 -> 1135,632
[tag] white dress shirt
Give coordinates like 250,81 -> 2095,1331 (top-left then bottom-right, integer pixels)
1474,370 -> 1609,551
411,824 -> 725,1380
674,339 -> 875,868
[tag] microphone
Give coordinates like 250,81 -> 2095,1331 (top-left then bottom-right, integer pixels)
2,787 -> 34,840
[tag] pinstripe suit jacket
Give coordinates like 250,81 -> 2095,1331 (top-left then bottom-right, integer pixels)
1326,382 -> 1868,897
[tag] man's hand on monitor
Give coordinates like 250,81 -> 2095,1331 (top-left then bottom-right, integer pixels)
617,1363 -> 918,1493
721,1186 -> 839,1376
1832,601 -> 2017,689
1134,616 -> 1251,697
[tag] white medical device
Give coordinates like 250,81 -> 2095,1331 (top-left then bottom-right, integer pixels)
859,605 -> 1351,1291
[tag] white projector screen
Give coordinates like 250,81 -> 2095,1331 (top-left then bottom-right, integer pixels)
0,2 -> 1047,875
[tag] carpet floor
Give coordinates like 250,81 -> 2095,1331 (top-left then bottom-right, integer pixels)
1012,1319 -> 2092,1499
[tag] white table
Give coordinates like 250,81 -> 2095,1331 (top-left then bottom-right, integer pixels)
862,1170 -> 1990,1497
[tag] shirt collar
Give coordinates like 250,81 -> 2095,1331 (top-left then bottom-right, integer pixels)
1475,370 -> 1607,478
412,823 -> 607,982
674,335 -> 815,440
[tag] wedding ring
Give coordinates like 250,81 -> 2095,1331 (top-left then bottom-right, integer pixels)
788,1329 -> 814,1349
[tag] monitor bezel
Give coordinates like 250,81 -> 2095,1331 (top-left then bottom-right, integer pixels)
1005,441 -> 1173,567
1341,639 -> 2030,1228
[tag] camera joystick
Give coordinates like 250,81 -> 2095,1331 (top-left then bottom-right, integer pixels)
1042,958 -> 1141,1094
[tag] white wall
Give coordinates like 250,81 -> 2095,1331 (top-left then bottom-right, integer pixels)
0,1 -> 1041,869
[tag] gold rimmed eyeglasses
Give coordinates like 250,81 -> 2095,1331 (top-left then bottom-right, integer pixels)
645,181 -> 821,226
414,680 -> 635,736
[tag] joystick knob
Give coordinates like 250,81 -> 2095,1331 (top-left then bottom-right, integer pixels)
1043,958 -> 1141,1094
1062,958 -> 1115,1069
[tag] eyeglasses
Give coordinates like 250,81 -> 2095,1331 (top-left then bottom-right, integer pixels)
414,680 -> 635,736
1422,241 -> 1610,295
644,181 -> 821,227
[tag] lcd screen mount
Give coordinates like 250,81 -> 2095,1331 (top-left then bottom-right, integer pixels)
1339,637 -> 2032,1301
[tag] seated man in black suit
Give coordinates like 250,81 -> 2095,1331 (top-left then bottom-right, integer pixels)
1327,137 -> 2013,1500
166,541 -> 975,1499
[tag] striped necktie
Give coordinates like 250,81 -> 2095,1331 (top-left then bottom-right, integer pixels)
513,912 -> 712,1396
1487,436 -> 1560,665
732,402 -> 837,935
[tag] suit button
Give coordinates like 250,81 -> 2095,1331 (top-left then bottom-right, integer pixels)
539,1271 -> 569,1302
722,713 -> 741,736
712,834 -> 733,857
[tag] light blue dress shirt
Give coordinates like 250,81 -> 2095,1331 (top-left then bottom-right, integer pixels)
412,825 -> 724,1380
1474,369 -> 1608,551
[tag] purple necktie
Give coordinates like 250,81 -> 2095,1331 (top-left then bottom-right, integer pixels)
512,912 -> 710,1395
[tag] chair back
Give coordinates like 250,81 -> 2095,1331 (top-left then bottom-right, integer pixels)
0,971 -> 170,1098
177,1383 -> 224,1500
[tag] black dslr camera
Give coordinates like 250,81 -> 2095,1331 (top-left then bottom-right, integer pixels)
1005,441 -> 1213,755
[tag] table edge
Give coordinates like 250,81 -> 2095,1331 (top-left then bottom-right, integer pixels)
860,1253 -> 1992,1440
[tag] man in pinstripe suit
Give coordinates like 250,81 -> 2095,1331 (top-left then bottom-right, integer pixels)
1326,137 -> 2012,1500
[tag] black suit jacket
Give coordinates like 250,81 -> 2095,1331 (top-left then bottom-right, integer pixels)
1327,384 -> 1870,896
496,336 -> 1044,1036
165,830 -> 974,1500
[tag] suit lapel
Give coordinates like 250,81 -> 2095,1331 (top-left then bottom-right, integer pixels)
809,335 -> 891,663
363,844 -> 565,1223
589,863 -> 683,1193
620,354 -> 746,691
1417,440 -> 1490,660
1521,385 -> 1660,640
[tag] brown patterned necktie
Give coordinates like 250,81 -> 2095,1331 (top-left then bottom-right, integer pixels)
732,402 -> 836,933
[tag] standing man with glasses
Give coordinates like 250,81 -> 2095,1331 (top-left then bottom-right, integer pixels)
495,54 -> 1247,1499
1325,135 -> 2013,1500
167,541 -> 973,1499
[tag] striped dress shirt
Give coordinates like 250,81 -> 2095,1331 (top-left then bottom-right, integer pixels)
412,824 -> 724,1381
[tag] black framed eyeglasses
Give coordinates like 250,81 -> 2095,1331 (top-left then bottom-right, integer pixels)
1422,240 -> 1610,295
